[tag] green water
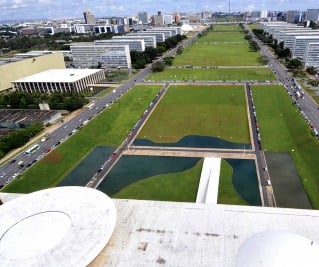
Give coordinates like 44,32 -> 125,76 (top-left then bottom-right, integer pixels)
58,146 -> 116,187
97,155 -> 201,195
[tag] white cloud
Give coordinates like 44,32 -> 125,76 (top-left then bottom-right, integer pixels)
246,4 -> 255,12
38,0 -> 51,4
1,0 -> 319,21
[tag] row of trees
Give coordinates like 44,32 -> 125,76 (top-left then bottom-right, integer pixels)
0,123 -> 43,158
0,91 -> 89,112
0,31 -> 113,52
130,34 -> 186,69
244,34 -> 260,51
252,28 -> 305,75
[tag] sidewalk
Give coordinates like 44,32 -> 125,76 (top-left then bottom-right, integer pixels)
196,157 -> 221,204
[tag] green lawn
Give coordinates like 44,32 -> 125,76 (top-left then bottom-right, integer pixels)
147,67 -> 276,82
173,25 -> 262,66
113,159 -> 203,202
247,23 -> 259,30
212,24 -> 244,32
93,87 -> 114,97
196,32 -> 245,43
217,159 -> 248,205
138,85 -> 250,143
2,85 -> 161,193
252,85 -> 319,208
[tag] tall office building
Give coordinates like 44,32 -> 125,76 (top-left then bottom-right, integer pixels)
164,15 -> 173,25
154,11 -> 164,26
286,10 -> 302,24
306,9 -> 319,23
138,12 -> 148,24
83,10 -> 96,25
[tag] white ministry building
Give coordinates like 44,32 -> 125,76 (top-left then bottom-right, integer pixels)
12,69 -> 105,94
145,29 -> 172,39
283,31 -> 319,49
304,42 -> 319,67
71,43 -> 131,69
128,32 -> 165,43
95,39 -> 145,52
112,35 -> 156,48
292,35 -> 319,59
274,28 -> 311,43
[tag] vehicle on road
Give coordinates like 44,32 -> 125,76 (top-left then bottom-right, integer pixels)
87,103 -> 95,110
24,144 -> 40,155
18,161 -> 24,168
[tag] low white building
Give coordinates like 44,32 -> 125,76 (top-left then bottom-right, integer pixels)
12,69 -> 105,94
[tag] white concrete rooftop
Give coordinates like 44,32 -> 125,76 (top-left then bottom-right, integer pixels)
90,199 -> 319,267
13,69 -> 103,83
1,189 -> 319,266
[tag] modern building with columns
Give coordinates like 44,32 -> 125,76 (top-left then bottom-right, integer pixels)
12,69 -> 105,94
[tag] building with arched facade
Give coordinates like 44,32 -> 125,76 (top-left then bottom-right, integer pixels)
12,69 -> 105,94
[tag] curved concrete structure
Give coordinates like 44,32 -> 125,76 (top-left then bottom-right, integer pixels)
0,186 -> 116,267
236,230 -> 319,267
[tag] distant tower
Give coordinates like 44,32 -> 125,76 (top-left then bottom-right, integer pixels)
83,10 -> 95,25
138,12 -> 148,24
229,0 -> 231,16
154,11 -> 164,26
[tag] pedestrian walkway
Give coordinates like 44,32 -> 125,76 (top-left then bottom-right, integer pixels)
196,157 -> 221,204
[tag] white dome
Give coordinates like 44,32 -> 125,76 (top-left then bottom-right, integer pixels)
181,24 -> 193,33
236,231 -> 319,267
0,187 -> 117,267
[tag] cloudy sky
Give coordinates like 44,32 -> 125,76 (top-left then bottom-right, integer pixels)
1,0 -> 318,21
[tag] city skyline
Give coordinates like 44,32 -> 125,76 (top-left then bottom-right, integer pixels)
1,0 -> 318,22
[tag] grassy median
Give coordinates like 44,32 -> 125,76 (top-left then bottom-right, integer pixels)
173,24 -> 262,66
139,84 -> 250,144
147,67 -> 275,81
252,85 -> 319,208
2,85 -> 161,193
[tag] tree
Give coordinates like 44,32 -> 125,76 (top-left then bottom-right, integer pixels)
286,58 -> 302,70
163,57 -> 173,66
306,66 -> 317,75
176,46 -> 184,55
155,43 -> 166,55
151,61 -> 165,72
144,47 -> 157,61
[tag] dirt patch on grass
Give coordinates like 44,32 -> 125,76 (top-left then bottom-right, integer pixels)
42,151 -> 63,164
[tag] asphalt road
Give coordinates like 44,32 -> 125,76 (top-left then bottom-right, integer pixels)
0,68 -> 150,186
2,24 -> 318,200
245,24 -> 319,133
0,30 -> 196,187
